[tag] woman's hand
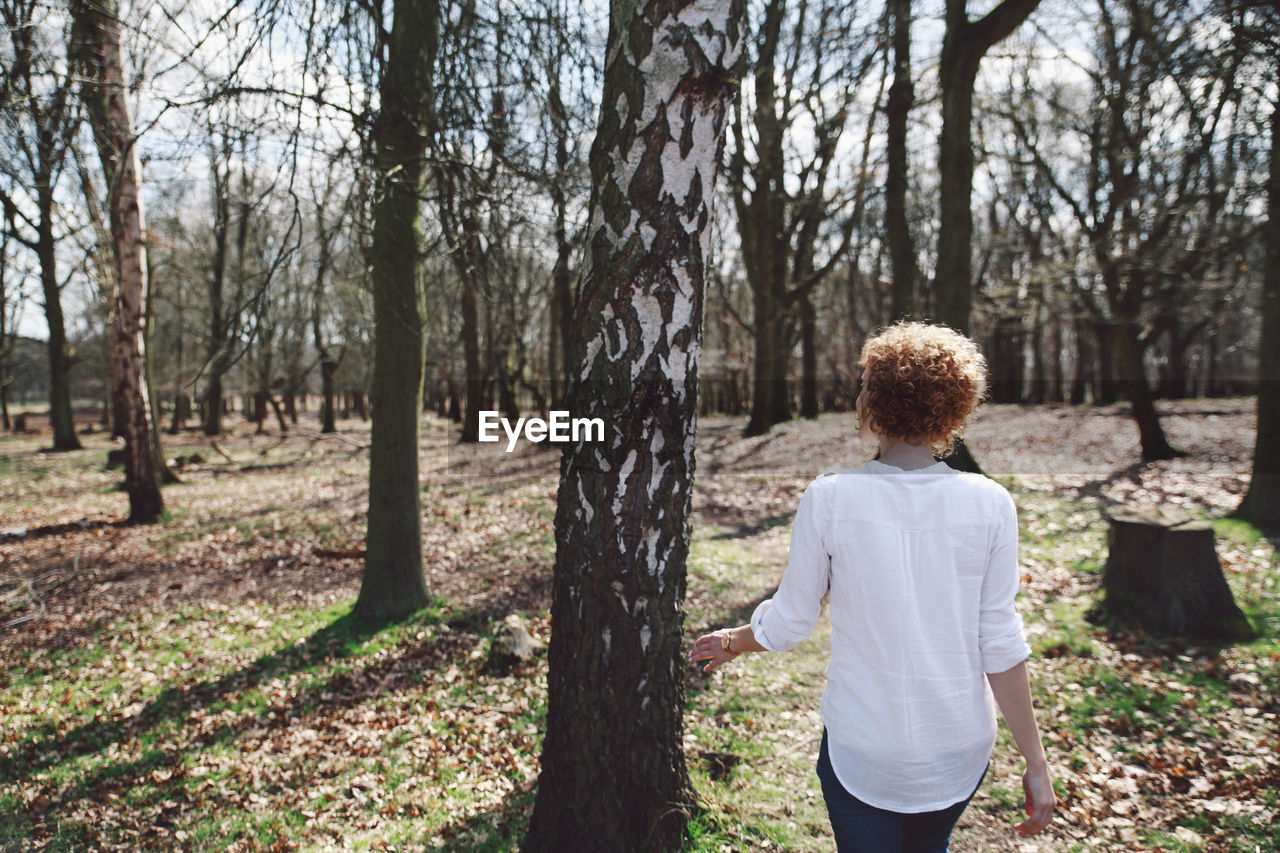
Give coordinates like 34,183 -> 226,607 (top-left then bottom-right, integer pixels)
1015,765 -> 1056,837
688,629 -> 740,673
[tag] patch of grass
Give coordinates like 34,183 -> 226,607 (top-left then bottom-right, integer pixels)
0,586 -> 552,851
683,563 -> 831,853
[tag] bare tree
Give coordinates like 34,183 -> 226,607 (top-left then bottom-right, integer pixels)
732,0 -> 874,435
0,0 -> 83,450
1004,0 -> 1251,460
354,0 -> 441,623
0,205 -> 25,430
931,0 -> 1040,334
69,0 -> 164,521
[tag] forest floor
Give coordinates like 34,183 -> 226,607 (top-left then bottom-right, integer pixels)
0,398 -> 1277,852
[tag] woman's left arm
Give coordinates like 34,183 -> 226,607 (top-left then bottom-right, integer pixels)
987,661 -> 1056,836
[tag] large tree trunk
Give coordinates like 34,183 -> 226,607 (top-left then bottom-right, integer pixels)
355,0 -> 439,624
1237,81 -> 1280,531
523,0 -> 743,848
744,290 -> 789,436
71,0 -> 166,522
933,65 -> 978,334
932,0 -> 1041,334
931,0 -> 1039,476
202,139 -> 233,437
885,0 -> 916,322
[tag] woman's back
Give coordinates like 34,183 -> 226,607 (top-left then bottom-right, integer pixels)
810,461 -> 1029,811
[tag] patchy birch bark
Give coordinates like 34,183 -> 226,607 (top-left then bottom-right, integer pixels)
71,0 -> 164,523
523,0 -> 744,849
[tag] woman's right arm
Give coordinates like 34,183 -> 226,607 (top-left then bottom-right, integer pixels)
688,477 -> 832,671
987,661 -> 1056,837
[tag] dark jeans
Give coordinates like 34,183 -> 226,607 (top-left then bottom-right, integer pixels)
816,730 -> 985,853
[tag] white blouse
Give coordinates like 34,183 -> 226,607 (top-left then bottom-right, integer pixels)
750,459 -> 1031,813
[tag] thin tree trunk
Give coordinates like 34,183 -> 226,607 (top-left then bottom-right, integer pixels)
524,0 -> 744,848
1047,305 -> 1064,403
71,0 -> 164,521
1114,319 -> 1179,461
144,248 -> 177,484
885,0 -> 916,322
1071,316 -> 1091,404
320,359 -> 338,433
459,253 -> 483,442
38,193 -> 81,451
355,0 -> 440,624
548,18 -> 574,411
1237,86 -> 1280,530
800,295 -> 818,418
203,140 -> 233,437
1094,320 -> 1119,404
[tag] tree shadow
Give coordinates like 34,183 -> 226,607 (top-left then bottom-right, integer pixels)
3,609 -> 381,785
4,570 -> 550,790
701,512 -> 793,541
1067,460 -> 1150,504
0,517 -> 128,544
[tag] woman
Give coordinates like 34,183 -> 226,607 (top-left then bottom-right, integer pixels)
689,322 -> 1055,852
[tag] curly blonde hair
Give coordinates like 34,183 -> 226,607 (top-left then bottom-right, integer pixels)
858,322 -> 987,456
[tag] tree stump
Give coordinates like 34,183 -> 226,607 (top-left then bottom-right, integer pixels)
1102,506 -> 1255,641
486,614 -> 542,672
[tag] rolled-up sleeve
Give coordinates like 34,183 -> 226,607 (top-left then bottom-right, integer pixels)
980,488 -> 1032,673
751,478 -> 831,652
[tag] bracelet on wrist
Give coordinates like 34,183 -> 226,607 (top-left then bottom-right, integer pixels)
721,629 -> 738,655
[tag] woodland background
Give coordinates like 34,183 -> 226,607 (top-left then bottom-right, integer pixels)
2,0 -> 1279,851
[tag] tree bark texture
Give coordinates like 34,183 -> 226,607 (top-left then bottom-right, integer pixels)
355,0 -> 440,623
71,0 -> 164,522
1102,507 -> 1254,641
523,0 -> 744,849
1237,75 -> 1280,530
